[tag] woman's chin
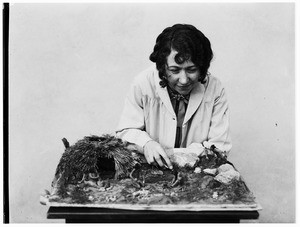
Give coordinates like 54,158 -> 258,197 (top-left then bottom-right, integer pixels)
176,87 -> 192,95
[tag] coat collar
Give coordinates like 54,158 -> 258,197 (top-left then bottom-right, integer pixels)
183,82 -> 205,124
154,70 -> 206,123
154,72 -> 175,116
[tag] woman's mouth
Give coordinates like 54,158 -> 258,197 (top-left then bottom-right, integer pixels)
176,84 -> 193,94
177,84 -> 191,90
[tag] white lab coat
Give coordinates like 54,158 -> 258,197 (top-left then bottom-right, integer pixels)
116,65 -> 232,153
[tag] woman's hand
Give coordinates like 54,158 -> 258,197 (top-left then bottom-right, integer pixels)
143,140 -> 173,169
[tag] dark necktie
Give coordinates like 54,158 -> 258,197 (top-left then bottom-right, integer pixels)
167,87 -> 189,148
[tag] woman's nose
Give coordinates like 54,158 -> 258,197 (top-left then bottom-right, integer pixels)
179,71 -> 189,84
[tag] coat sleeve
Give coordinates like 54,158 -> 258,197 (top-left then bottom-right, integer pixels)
115,78 -> 153,149
203,85 -> 232,154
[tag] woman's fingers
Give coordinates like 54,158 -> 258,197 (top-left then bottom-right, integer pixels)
150,146 -> 173,169
143,140 -> 173,169
158,151 -> 173,169
144,150 -> 154,164
153,153 -> 164,167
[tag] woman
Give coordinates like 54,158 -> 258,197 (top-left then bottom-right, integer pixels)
116,24 -> 232,170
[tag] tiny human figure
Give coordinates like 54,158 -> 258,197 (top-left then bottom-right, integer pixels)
116,24 -> 232,170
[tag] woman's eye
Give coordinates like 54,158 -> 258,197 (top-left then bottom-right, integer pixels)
168,67 -> 198,74
187,68 -> 198,73
170,69 -> 180,74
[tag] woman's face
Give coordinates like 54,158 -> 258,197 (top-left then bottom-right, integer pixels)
165,49 -> 200,95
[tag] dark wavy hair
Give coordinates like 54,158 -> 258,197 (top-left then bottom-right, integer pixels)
149,24 -> 213,87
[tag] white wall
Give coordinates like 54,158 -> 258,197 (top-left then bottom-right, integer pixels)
9,3 -> 295,223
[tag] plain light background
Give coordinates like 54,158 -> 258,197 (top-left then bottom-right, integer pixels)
8,3 -> 295,223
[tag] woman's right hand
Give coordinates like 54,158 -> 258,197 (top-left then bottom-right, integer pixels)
143,140 -> 173,169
